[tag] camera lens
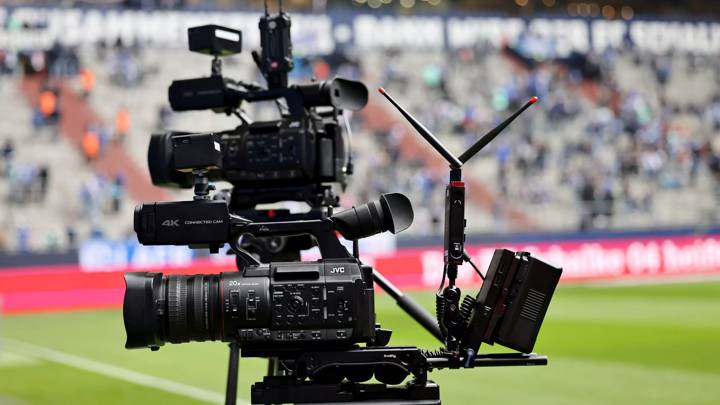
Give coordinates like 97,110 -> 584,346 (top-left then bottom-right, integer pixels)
123,272 -> 165,349
123,272 -> 222,349
165,274 -> 220,344
124,271 -> 272,349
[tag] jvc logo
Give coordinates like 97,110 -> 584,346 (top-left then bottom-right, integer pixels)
331,267 -> 345,274
161,219 -> 180,227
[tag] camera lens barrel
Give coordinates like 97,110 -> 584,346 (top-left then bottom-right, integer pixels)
124,262 -> 374,350
124,273 -> 224,348
124,271 -> 275,349
123,272 -> 165,349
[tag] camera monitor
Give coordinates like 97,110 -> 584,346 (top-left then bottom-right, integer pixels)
464,249 -> 562,354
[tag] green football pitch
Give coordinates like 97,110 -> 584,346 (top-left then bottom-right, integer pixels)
1,281 -> 719,405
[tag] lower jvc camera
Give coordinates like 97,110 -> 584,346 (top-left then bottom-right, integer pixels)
125,192 -> 414,353
124,260 -> 376,349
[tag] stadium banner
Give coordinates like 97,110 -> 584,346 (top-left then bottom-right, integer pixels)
1,232 -> 720,314
1,6 -> 720,56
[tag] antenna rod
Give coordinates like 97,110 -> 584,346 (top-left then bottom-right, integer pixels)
458,96 -> 538,164
264,0 -> 269,15
379,87 -> 462,169
279,0 -> 284,13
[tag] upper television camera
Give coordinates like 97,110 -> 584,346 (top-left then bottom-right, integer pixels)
148,15 -> 368,210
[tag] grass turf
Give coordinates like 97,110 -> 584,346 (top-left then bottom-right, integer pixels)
1,281 -> 719,404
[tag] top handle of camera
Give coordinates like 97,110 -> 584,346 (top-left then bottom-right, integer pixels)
378,88 -> 538,352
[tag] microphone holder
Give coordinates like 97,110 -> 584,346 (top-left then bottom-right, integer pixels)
379,88 -> 538,351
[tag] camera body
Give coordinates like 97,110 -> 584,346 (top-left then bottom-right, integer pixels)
124,259 -> 376,350
126,192 -> 415,352
148,108 -> 348,208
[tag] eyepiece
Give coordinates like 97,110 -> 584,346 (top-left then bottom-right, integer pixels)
331,193 -> 413,240
295,78 -> 369,111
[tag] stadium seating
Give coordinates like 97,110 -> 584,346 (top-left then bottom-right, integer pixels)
3,38 -> 720,252
0,78 -> 135,252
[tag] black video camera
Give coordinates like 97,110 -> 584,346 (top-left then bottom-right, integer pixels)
126,193 -> 414,352
122,6 -> 563,404
149,18 -> 368,210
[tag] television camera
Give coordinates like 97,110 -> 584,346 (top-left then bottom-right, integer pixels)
149,10 -> 367,211
122,3 -> 562,404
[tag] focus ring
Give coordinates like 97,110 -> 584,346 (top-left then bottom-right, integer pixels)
191,275 -> 207,341
167,276 -> 189,343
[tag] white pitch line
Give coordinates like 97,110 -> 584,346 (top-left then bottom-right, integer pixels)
2,338 -> 250,405
582,274 -> 720,288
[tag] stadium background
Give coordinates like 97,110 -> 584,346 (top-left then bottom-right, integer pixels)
0,0 -> 719,404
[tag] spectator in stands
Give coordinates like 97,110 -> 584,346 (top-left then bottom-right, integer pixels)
0,49 -> 10,75
110,39 -> 142,86
38,85 -> 60,139
16,225 -> 29,252
45,231 -> 60,251
6,163 -> 50,205
46,42 -> 80,77
82,125 -> 101,162
37,166 -> 49,201
111,173 -> 126,214
114,107 -> 131,143
577,174 -> 598,230
79,67 -> 96,99
312,58 -> 331,81
99,124 -> 113,154
1,139 -> 14,175
156,104 -> 174,130
65,225 -> 77,249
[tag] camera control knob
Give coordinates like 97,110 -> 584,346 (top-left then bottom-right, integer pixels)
289,296 -> 305,314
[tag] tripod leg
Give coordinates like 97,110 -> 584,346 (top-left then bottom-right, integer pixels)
225,342 -> 240,405
266,357 -> 278,376
373,270 -> 443,342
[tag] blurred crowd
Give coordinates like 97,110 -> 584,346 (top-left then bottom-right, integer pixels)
363,42 -> 720,231
0,41 -> 132,253
3,26 -> 720,252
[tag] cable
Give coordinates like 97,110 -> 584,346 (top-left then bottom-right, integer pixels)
342,110 -> 354,175
463,251 -> 485,281
436,264 -> 447,295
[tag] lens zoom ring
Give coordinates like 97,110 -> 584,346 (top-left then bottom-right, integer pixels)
191,275 -> 207,341
167,276 -> 188,343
